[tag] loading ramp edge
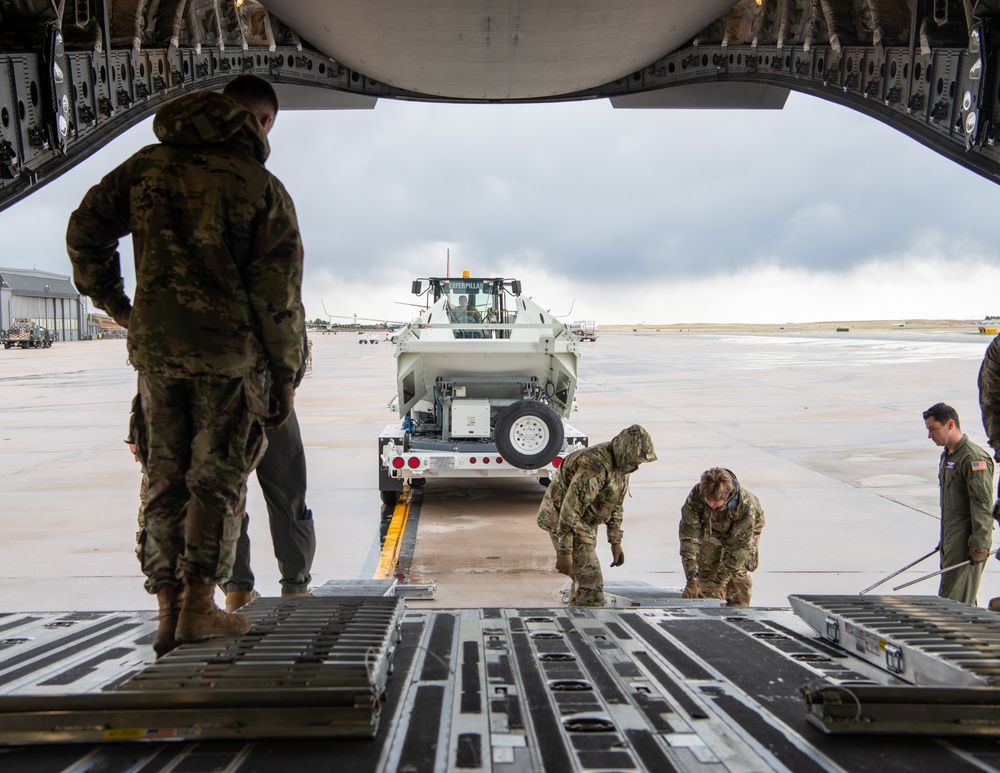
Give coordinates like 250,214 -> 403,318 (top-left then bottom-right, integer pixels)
2,593 -> 1000,770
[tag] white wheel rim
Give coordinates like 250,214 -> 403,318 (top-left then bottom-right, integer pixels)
509,416 -> 550,453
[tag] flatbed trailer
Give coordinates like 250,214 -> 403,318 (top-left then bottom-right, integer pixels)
378,419 -> 588,505
2,589 -> 1000,772
378,275 -> 587,506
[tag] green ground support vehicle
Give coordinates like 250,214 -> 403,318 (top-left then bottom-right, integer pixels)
3,318 -> 54,349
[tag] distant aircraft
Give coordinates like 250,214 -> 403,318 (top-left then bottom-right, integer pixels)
319,301 -> 407,331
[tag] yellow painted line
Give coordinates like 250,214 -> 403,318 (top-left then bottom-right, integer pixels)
374,489 -> 410,579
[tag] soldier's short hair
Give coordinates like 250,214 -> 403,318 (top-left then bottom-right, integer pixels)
223,74 -> 279,118
698,467 -> 734,502
923,402 -> 960,429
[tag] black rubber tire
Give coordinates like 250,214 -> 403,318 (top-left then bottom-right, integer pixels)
380,490 -> 400,508
409,477 -> 426,488
494,401 -> 564,470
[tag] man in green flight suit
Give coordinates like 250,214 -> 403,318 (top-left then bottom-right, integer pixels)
923,402 -> 994,605
537,425 -> 657,606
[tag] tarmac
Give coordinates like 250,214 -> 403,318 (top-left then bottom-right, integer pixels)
2,328 -> 999,613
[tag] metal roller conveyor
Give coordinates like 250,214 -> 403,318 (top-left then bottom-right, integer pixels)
790,595 -> 1000,686
0,596 -> 404,744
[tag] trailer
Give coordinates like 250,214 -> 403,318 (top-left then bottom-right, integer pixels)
378,275 -> 588,507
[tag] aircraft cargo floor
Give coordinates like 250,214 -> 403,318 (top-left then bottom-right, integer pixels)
1,588 -> 1000,772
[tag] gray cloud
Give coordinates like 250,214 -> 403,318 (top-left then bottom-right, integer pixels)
2,89 -> 998,317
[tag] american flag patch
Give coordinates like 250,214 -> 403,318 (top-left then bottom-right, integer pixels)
971,460 -> 989,471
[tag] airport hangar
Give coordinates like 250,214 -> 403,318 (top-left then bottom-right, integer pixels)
1,0 -> 1000,216
0,266 -> 88,341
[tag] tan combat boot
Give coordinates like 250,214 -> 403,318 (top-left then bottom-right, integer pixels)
224,589 -> 260,613
152,584 -> 182,658
176,580 -> 251,643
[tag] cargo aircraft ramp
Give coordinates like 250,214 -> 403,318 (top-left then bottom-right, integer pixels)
2,589 -> 1000,772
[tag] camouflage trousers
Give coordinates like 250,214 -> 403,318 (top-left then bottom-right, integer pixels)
133,370 -> 268,593
700,569 -> 753,606
549,533 -> 605,607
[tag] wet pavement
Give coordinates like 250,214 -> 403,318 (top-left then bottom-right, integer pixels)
2,329 -> 998,612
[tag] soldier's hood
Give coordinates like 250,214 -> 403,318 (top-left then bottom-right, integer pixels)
609,424 -> 657,468
153,91 -> 270,163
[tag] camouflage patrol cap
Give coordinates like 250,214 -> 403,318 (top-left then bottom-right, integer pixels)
610,424 -> 657,468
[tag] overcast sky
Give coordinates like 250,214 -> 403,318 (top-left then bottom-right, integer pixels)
3,90 -> 1000,325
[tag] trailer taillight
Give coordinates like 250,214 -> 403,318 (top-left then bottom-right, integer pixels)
407,456 -> 421,469
391,457 -> 405,469
553,456 -> 563,468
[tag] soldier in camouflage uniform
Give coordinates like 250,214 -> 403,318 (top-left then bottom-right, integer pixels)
923,402 -> 993,606
679,468 -> 764,606
979,339 -> 1000,611
67,75 -> 304,657
537,425 -> 657,606
127,334 -> 316,613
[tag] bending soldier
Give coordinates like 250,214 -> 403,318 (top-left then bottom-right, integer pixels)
679,468 -> 764,606
537,425 -> 657,606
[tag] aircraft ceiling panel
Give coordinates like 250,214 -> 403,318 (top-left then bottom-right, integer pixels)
611,83 -> 790,111
262,0 -> 738,100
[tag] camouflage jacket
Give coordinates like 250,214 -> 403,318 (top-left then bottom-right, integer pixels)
979,334 -> 1000,459
537,425 -> 657,550
66,90 -> 304,383
679,480 -> 764,585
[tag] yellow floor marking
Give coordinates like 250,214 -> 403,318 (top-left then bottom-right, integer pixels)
374,489 -> 410,579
